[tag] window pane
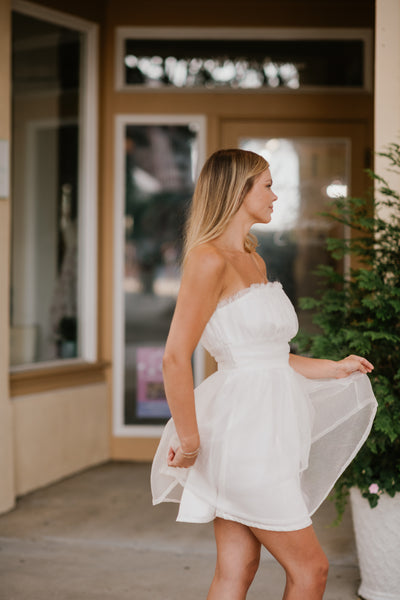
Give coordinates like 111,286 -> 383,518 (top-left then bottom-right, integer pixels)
240,138 -> 349,333
10,12 -> 82,365
124,124 -> 199,425
124,38 -> 364,89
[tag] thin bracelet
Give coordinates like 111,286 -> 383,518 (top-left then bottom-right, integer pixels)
181,447 -> 200,458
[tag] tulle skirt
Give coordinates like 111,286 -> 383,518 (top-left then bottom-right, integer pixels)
151,366 -> 377,531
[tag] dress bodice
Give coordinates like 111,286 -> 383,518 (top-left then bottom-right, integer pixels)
200,282 -> 298,370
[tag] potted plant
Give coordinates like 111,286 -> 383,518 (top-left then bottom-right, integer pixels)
295,143 -> 400,600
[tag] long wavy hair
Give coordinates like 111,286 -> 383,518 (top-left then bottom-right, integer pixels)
183,148 -> 269,264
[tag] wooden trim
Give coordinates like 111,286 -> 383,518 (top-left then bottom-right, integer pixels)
112,93 -> 373,120
10,361 -> 110,397
106,0 -> 375,29
12,0 -> 97,31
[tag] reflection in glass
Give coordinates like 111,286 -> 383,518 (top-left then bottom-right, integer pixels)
124,124 -> 199,424
10,11 -> 82,365
124,38 -> 364,90
241,137 -> 349,333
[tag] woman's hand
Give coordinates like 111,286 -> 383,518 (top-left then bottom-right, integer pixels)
167,446 -> 199,468
335,354 -> 374,379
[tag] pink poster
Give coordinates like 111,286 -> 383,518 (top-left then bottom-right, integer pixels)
136,346 -> 170,418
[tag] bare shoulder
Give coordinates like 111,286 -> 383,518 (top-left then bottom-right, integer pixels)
184,243 -> 227,280
165,245 -> 228,357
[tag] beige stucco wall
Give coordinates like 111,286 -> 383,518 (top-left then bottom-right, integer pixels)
0,0 -> 110,514
13,383 -> 109,496
375,0 -> 400,208
0,0 -> 15,515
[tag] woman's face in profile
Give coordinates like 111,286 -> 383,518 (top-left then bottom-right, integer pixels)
241,168 -> 278,225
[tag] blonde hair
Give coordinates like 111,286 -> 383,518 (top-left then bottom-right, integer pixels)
183,148 -> 269,263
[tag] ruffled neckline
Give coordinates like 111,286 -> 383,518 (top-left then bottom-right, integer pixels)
216,281 -> 282,311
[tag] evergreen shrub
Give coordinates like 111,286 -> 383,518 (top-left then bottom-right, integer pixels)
295,143 -> 400,522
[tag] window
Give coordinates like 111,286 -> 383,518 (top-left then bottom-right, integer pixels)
114,115 -> 206,435
241,136 -> 350,332
116,28 -> 372,92
10,2 -> 98,368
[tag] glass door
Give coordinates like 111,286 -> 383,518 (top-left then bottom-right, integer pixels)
221,120 -> 368,333
114,115 -> 206,435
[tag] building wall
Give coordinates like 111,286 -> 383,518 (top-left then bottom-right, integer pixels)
0,0 -> 110,514
105,0 -> 374,28
375,0 -> 400,209
3,0 -> 397,511
13,383 -> 109,496
30,0 -> 105,21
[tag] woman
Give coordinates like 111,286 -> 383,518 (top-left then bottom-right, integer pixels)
151,148 -> 377,600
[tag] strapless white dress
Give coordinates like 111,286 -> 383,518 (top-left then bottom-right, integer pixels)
151,282 -> 377,531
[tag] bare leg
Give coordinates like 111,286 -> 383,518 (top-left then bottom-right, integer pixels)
207,517 -> 261,600
249,524 -> 329,600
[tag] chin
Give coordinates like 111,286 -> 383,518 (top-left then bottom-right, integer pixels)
253,215 -> 272,225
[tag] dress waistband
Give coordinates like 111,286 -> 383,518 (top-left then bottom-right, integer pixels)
216,341 -> 290,371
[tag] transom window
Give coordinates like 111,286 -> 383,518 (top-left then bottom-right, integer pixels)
117,28 -> 372,92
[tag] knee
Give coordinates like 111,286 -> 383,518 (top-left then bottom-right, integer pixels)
216,555 -> 260,589
289,554 -> 329,591
312,555 -> 329,586
308,554 -> 329,589
243,556 -> 260,586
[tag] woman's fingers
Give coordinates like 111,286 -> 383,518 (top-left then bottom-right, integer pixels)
345,355 -> 374,374
167,446 -> 197,468
360,357 -> 374,371
336,355 -> 374,378
349,355 -> 374,372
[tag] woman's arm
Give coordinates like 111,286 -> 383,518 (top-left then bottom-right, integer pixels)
162,245 -> 226,468
289,353 -> 374,379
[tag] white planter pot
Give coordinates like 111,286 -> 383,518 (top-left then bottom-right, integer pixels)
350,487 -> 400,600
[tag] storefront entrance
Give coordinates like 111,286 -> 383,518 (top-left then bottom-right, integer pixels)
107,27 -> 373,457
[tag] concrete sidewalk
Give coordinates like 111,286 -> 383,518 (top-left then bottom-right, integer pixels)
0,462 -> 361,599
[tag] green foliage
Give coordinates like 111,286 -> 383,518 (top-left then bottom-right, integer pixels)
295,143 -> 400,521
